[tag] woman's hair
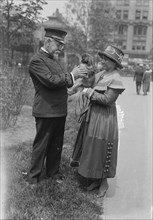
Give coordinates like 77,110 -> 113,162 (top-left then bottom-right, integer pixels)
102,54 -> 119,69
81,53 -> 94,66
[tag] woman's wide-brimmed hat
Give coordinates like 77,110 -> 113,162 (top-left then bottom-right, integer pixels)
98,45 -> 124,69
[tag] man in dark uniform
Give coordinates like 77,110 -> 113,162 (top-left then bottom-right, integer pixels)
26,27 -> 88,185
133,63 -> 144,95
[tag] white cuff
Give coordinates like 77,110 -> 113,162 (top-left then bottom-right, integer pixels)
83,88 -> 88,93
70,72 -> 75,84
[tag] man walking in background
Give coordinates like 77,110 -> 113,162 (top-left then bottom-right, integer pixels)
133,63 -> 144,95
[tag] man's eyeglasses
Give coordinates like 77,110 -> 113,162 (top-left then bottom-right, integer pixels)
52,38 -> 65,50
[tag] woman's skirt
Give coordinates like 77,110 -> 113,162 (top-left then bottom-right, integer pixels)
72,103 -> 119,179
143,82 -> 150,93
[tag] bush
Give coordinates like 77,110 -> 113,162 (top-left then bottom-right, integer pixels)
0,66 -> 30,129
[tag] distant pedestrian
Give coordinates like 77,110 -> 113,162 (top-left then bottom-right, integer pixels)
142,65 -> 152,95
133,64 -> 144,95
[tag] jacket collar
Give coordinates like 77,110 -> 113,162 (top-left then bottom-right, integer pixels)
40,47 -> 54,59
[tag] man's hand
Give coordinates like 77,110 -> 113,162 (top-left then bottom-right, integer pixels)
71,66 -> 88,80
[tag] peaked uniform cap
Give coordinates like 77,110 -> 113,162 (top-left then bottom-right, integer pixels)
98,45 -> 124,69
44,27 -> 67,44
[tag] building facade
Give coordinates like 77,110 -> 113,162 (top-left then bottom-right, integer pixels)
34,1 -> 153,66
111,0 -> 153,64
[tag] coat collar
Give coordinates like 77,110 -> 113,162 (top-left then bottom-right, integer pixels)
40,48 -> 54,59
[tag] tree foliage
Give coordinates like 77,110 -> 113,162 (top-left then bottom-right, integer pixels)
0,66 -> 30,129
1,0 -> 47,50
89,0 -> 116,53
64,0 -> 91,55
64,0 -> 116,58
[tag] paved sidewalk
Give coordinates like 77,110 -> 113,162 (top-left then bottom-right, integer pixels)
103,77 -> 152,219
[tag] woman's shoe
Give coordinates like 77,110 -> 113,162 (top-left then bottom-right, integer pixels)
97,178 -> 109,197
86,180 -> 101,191
69,159 -> 79,168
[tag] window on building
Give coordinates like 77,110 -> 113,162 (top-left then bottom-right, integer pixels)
124,0 -> 129,6
142,43 -> 146,50
134,25 -> 147,36
137,42 -> 141,50
123,10 -> 128,20
118,25 -> 128,35
132,45 -> 135,50
143,0 -> 149,6
135,10 -> 141,20
116,10 -> 122,19
136,0 -> 143,6
117,0 -> 123,6
132,41 -> 146,50
117,41 -> 127,50
142,11 -> 148,20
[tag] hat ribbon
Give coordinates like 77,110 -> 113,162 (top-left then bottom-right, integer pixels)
106,46 -> 123,62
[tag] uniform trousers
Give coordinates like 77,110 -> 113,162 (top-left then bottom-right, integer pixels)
136,81 -> 141,94
28,116 -> 66,184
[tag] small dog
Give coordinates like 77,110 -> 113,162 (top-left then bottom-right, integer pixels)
68,53 -> 96,95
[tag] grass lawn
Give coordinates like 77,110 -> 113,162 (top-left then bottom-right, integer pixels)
3,97 -> 104,220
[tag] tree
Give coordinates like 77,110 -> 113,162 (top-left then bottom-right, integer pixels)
89,0 -> 116,54
64,0 -> 116,60
64,0 -> 91,56
1,0 -> 47,65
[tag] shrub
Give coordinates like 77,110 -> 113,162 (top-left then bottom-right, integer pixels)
0,66 -> 30,129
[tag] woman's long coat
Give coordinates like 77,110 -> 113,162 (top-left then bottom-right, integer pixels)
142,70 -> 152,93
72,70 -> 125,179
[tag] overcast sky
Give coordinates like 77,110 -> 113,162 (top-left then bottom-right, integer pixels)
40,0 -> 68,18
14,0 -> 68,19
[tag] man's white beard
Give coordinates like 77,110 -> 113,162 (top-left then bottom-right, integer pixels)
53,51 -> 60,60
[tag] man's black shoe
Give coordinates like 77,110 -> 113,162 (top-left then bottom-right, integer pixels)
53,172 -> 65,181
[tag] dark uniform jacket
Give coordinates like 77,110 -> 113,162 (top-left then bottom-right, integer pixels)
134,68 -> 144,82
29,49 -> 73,117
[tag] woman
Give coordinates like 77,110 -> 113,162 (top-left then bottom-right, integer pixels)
142,65 -> 152,95
70,45 -> 125,197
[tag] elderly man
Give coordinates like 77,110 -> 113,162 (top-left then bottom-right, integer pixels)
25,27 -> 87,186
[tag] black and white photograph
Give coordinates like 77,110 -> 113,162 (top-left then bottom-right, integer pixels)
0,0 -> 152,219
